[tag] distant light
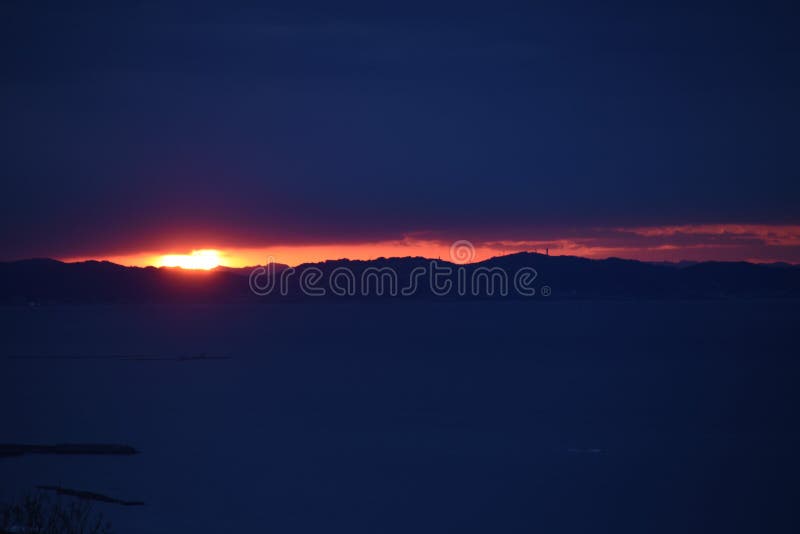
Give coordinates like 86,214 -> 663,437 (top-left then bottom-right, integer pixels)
157,249 -> 221,270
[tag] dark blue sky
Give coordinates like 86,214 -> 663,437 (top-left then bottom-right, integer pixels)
1,0 -> 799,259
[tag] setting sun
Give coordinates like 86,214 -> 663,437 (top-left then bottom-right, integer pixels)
156,249 -> 222,270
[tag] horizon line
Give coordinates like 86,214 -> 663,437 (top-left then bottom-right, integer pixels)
3,252 -> 798,271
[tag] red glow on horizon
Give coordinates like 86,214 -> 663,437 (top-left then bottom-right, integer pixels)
60,223 -> 800,267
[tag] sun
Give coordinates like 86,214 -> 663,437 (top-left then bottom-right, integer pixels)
156,249 -> 222,270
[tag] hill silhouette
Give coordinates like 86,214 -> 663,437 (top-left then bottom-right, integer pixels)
0,254 -> 798,304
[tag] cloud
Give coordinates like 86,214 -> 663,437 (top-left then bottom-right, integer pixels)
61,224 -> 800,267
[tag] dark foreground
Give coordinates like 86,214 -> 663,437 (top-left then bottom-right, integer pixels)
1,300 -> 799,533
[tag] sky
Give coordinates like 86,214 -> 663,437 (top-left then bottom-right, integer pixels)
1,0 -> 799,266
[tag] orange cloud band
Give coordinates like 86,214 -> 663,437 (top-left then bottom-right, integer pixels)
62,223 -> 800,267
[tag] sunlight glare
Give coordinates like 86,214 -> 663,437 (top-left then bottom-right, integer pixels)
157,249 -> 222,270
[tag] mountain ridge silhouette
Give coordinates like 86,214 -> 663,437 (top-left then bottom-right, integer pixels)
1,253 -> 798,303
